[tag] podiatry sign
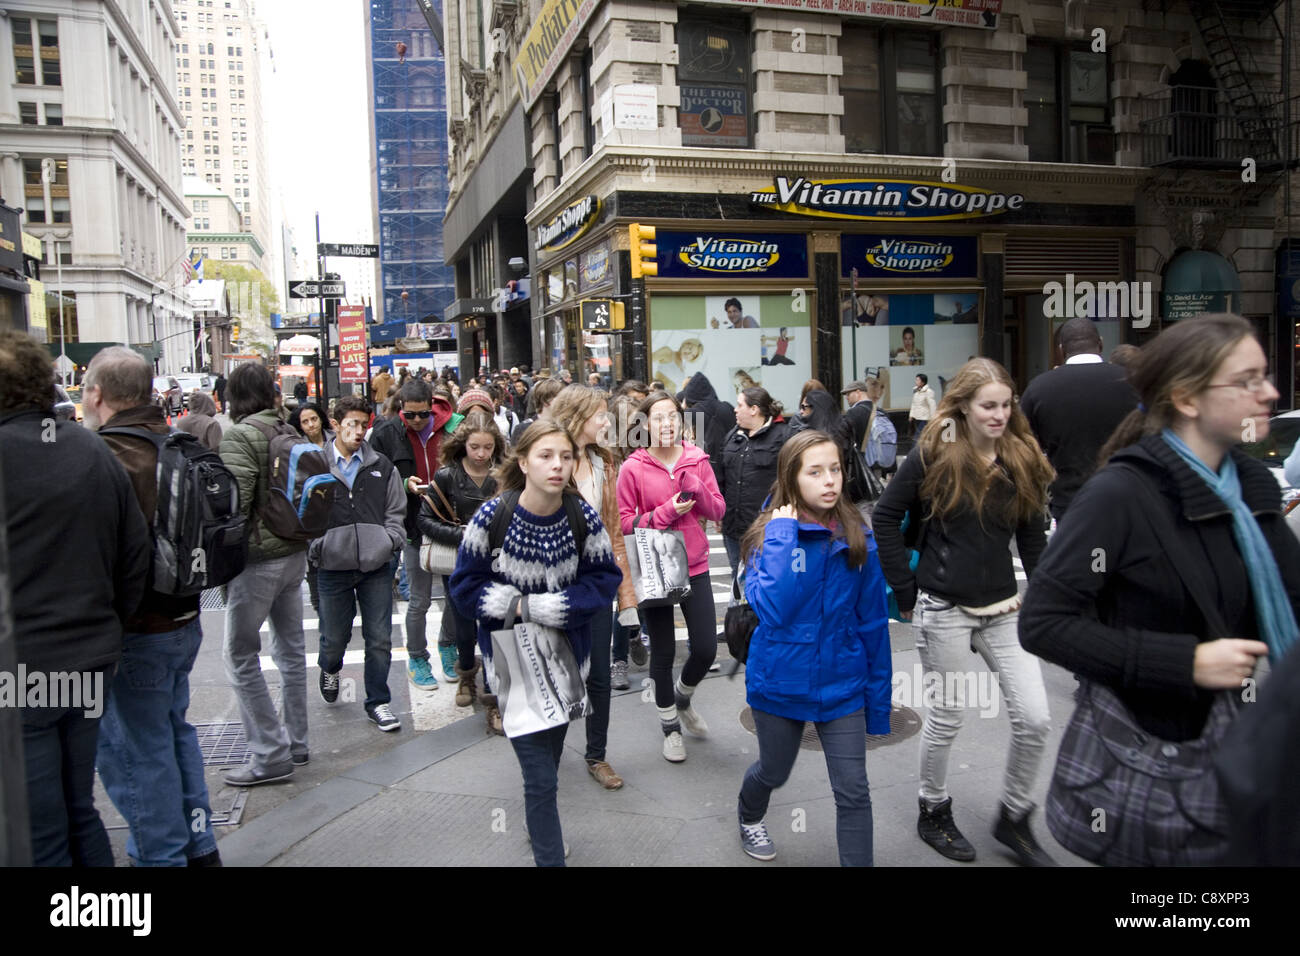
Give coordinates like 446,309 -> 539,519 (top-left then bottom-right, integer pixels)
656,232 -> 809,279
515,0 -> 599,110
750,177 -> 1024,222
699,0 -> 999,28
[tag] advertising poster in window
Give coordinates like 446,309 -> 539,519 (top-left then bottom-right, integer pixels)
650,294 -> 810,410
840,291 -> 979,410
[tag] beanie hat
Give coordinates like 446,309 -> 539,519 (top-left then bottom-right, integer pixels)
458,388 -> 494,414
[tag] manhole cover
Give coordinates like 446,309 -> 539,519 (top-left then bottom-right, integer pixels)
739,706 -> 922,751
194,720 -> 250,766
200,588 -> 227,610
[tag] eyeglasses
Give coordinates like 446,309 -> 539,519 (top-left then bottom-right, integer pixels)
1206,374 -> 1275,395
799,403 -> 812,411
403,409 -> 431,419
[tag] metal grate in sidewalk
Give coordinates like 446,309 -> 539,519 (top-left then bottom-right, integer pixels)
194,720 -> 250,766
739,705 -> 921,751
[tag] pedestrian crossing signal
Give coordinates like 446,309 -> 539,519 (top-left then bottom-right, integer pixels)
581,298 -> 618,331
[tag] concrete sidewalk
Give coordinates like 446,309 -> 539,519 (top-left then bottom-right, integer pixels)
215,624 -> 1091,867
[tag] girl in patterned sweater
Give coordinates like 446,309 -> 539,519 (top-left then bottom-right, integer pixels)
449,419 -> 621,867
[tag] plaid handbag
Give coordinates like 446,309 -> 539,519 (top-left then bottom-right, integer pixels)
1046,681 -> 1239,866
1046,464 -> 1242,867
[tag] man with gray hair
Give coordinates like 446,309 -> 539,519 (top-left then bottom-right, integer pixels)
1,332 -> 150,866
83,346 -> 222,865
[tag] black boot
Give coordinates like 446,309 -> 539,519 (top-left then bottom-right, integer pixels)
917,797 -> 976,862
187,849 -> 223,867
993,804 -> 1058,867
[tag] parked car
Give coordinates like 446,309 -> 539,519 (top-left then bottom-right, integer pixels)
175,373 -> 212,408
1240,409 -> 1300,534
152,375 -> 182,415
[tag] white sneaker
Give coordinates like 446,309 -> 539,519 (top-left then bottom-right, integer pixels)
679,704 -> 710,738
662,731 -> 686,763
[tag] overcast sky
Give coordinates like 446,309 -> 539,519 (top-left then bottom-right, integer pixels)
259,0 -> 374,255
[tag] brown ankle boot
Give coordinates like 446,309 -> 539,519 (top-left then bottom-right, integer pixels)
454,660 -> 480,708
480,693 -> 505,736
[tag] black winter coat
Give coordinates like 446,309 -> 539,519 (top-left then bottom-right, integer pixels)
416,462 -> 498,547
681,373 -> 735,482
873,444 -> 1048,613
1020,435 -> 1300,742
718,417 -> 792,540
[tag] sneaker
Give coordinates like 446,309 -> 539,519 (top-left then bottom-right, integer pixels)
738,816 -> 776,861
992,804 -> 1058,867
222,763 -> 294,787
438,645 -> 460,683
611,660 -> 630,690
291,752 -> 309,767
917,797 -> 976,862
320,669 -> 340,703
662,731 -> 686,763
367,703 -> 401,732
676,696 -> 709,737
708,662 -> 721,672
629,633 -> 648,666
407,656 -> 438,690
586,759 -> 624,790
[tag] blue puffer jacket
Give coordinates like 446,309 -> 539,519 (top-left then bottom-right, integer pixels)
744,516 -> 892,732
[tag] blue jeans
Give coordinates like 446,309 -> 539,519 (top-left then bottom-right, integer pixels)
585,602 -> 613,762
21,665 -> 116,867
401,542 -> 432,656
724,535 -> 743,583
96,619 -> 216,866
317,565 -> 394,710
510,724 -> 568,867
739,707 -> 874,867
394,551 -> 410,602
442,574 -> 489,693
611,610 -> 629,664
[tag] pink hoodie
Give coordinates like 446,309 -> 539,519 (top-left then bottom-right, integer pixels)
617,442 -> 726,577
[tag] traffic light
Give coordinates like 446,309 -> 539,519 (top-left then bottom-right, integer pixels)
230,321 -> 240,343
629,223 -> 657,279
610,301 -> 626,330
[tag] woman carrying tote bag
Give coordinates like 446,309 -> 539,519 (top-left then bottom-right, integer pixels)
1020,314 -> 1299,866
617,392 -> 725,764
449,420 -> 621,866
416,412 -> 504,721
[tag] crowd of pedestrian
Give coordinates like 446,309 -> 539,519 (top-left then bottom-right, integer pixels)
3,313 -> 1298,869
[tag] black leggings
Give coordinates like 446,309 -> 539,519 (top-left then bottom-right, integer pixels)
643,571 -> 717,708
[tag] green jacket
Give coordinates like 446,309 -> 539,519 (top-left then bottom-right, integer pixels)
219,407 -> 308,563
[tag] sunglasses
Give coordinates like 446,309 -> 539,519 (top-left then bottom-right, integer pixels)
403,410 -> 431,420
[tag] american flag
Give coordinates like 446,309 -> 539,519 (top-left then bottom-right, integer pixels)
183,248 -> 204,281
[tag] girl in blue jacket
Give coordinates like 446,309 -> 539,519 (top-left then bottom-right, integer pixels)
736,429 -> 892,865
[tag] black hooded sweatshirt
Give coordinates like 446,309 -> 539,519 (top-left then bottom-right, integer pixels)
680,373 -> 735,481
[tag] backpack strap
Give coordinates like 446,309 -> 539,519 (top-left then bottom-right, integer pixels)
562,490 -> 589,558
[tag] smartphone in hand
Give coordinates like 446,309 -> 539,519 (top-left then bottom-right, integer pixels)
677,490 -> 695,501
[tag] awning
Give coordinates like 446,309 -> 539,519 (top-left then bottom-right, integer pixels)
444,297 -> 495,322
45,341 -> 130,366
1162,250 -> 1242,320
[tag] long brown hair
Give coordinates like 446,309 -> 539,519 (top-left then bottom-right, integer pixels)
740,430 -> 868,569
493,418 -> 578,492
918,358 -> 1052,524
439,410 -> 505,467
1099,313 -> 1256,465
546,384 -> 617,470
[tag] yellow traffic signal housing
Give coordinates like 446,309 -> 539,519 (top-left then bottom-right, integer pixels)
230,322 -> 240,342
629,223 -> 657,279
611,301 -> 626,330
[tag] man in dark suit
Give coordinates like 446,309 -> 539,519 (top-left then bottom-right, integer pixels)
1019,318 -> 1139,523
841,380 -> 874,450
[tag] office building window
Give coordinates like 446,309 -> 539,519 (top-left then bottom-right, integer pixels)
19,102 -> 38,125
44,103 -> 62,125
12,17 -> 61,86
841,27 -> 940,156
581,47 -> 595,158
22,157 -> 70,223
1026,41 -> 1112,164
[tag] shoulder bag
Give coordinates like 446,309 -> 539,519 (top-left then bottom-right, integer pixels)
419,478 -> 461,575
1045,466 -> 1241,866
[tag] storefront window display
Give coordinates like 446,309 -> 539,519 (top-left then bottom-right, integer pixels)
841,290 -> 980,410
650,293 -> 811,410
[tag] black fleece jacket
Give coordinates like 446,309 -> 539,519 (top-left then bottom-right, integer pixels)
872,444 -> 1049,614
1,409 -> 151,673
1020,435 -> 1300,741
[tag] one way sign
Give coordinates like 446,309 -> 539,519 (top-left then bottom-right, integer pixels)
289,279 -> 346,299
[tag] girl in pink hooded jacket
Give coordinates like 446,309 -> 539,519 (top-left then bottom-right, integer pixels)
617,393 -> 726,763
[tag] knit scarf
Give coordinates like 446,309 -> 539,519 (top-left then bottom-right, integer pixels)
1161,428 -> 1296,660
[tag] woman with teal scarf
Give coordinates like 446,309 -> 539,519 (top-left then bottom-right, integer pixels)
1021,313 -> 1300,864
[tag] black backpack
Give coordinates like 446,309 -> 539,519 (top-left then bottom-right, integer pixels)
247,418 -> 337,541
488,489 -> 588,558
100,427 -> 248,595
